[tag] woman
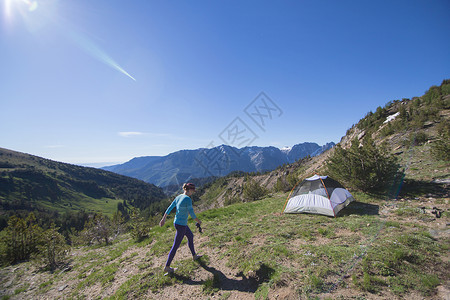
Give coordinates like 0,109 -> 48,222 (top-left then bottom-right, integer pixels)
159,182 -> 202,274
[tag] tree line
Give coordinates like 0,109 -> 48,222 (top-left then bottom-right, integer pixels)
0,203 -> 169,269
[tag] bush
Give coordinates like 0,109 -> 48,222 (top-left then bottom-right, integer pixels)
380,123 -> 395,137
34,223 -> 70,271
403,132 -> 429,147
79,213 -> 114,245
431,123 -> 450,161
274,177 -> 285,192
224,195 -> 240,206
273,173 -> 298,193
326,137 -> 403,193
0,213 -> 42,265
243,179 -> 268,201
129,208 -> 150,242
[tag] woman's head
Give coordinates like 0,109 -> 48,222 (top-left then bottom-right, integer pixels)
183,182 -> 196,191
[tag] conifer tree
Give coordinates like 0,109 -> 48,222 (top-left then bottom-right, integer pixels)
129,208 -> 150,242
35,223 -> 69,271
431,123 -> 450,161
326,137 -> 402,193
0,213 -> 42,264
243,179 -> 268,201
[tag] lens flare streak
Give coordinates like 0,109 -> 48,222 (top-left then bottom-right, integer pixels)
3,0 -> 136,82
67,28 -> 136,81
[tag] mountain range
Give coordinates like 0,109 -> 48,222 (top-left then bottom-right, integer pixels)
102,142 -> 335,188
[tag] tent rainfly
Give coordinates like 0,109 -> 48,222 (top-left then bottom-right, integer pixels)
283,175 -> 354,217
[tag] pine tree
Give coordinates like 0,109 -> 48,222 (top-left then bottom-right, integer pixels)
326,137 -> 402,193
129,208 -> 150,242
35,223 -> 69,271
243,179 -> 268,201
0,213 -> 42,265
431,123 -> 450,161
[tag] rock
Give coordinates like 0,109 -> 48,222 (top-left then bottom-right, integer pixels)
4,280 -> 13,288
58,284 -> 68,292
433,178 -> 450,184
59,267 -> 71,274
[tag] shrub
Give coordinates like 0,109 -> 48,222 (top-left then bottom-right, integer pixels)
431,123 -> 450,161
243,179 -> 268,201
274,173 -> 298,193
326,136 -> 403,193
0,213 -> 42,265
79,213 -> 114,245
404,132 -> 429,147
224,195 -> 240,206
274,177 -> 286,192
34,223 -> 70,271
129,208 -> 150,242
380,123 -> 395,137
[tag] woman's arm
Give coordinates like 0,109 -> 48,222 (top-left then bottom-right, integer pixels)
186,198 -> 201,225
160,197 -> 177,227
187,198 -> 199,222
159,213 -> 168,227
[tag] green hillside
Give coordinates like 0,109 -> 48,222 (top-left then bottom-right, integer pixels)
0,148 -> 166,227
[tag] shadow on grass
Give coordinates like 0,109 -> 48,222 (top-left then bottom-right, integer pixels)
398,179 -> 449,198
169,259 -> 273,293
338,201 -> 379,217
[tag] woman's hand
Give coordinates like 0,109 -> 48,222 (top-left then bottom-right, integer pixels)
160,214 -> 167,227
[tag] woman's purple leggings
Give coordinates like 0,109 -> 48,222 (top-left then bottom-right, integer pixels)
165,224 -> 196,267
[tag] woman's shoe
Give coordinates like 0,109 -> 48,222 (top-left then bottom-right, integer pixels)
193,254 -> 203,261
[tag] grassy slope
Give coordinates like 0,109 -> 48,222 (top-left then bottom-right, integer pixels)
1,188 -> 448,299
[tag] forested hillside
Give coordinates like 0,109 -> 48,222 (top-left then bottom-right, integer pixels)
0,148 -> 166,230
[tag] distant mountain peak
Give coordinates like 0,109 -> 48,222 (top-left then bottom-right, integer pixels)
280,146 -> 292,153
103,142 -> 335,188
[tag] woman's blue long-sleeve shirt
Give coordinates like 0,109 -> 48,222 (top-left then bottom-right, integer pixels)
165,194 -> 197,226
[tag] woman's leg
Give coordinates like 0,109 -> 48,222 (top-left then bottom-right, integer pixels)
165,224 -> 187,267
184,226 -> 196,256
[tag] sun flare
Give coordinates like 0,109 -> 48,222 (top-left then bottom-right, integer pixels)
2,0 -> 136,81
3,0 -> 38,25
4,0 -> 38,16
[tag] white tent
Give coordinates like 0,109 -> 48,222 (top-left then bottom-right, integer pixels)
283,175 -> 354,217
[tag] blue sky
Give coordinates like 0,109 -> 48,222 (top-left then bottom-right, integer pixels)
1,0 -> 449,166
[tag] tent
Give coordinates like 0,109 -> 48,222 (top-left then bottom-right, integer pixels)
283,175 -> 354,217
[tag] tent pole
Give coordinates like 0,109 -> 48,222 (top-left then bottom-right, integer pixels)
282,177 -> 305,213
319,176 -> 336,217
